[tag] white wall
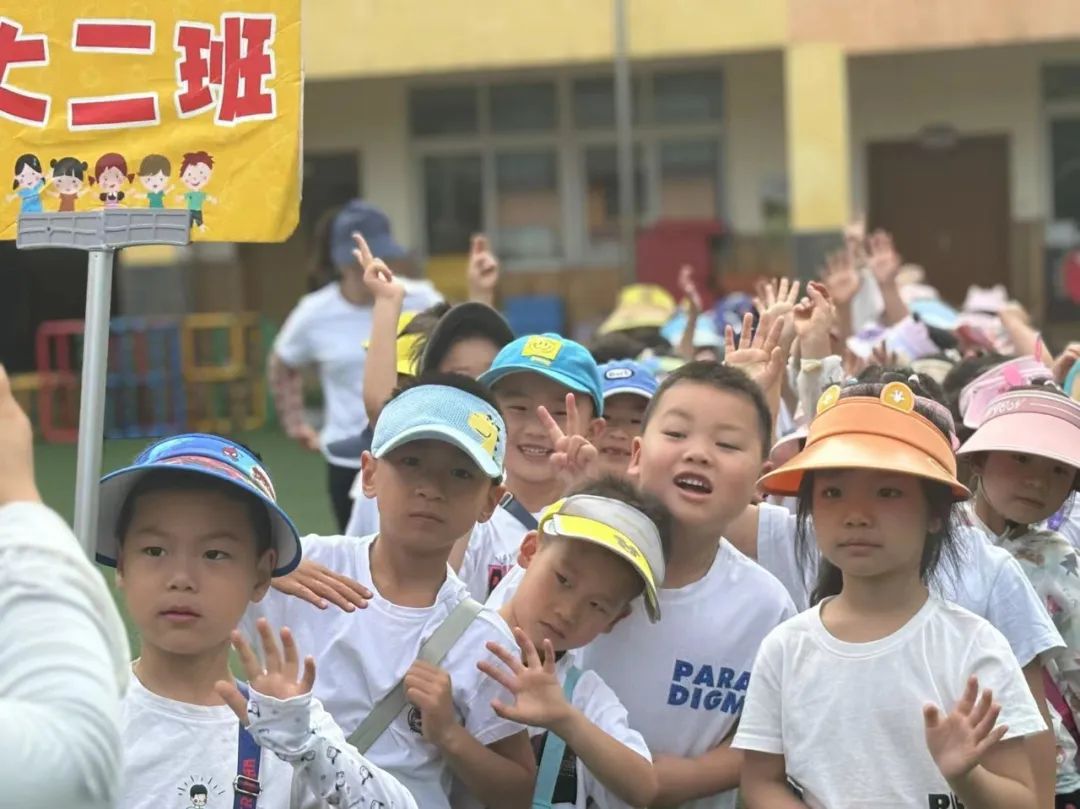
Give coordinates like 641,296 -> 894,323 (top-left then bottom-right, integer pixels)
303,78 -> 415,244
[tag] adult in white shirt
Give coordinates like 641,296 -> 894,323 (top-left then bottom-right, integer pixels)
0,365 -> 129,807
268,199 -> 443,531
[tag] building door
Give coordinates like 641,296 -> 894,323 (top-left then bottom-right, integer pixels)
868,134 -> 1010,306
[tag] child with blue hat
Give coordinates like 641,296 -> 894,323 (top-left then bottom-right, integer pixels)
595,359 -> 658,478
98,433 -> 418,809
456,334 -> 606,602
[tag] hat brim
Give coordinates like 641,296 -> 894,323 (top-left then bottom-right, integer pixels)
598,306 -> 673,336
758,432 -> 971,500
603,385 -> 655,401
958,413 -> 1080,473
480,366 -> 604,416
421,302 -> 515,374
96,464 -> 302,577
373,424 -> 504,481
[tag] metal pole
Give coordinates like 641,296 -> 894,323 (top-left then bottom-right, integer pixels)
73,248 -> 115,559
613,0 -> 637,286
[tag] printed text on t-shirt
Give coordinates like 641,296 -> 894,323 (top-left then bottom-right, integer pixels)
668,659 -> 750,714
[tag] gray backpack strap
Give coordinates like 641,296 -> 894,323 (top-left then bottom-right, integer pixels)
347,597 -> 484,753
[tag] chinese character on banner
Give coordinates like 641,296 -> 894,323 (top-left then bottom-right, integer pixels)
175,15 -> 276,125
0,1 -> 301,244
0,17 -> 50,126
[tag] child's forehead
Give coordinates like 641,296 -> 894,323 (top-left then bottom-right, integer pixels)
605,393 -> 649,413
386,437 -> 483,468
541,536 -> 640,587
495,372 -> 591,407
652,381 -> 756,422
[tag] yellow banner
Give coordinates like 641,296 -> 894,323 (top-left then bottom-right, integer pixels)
0,1 -> 300,243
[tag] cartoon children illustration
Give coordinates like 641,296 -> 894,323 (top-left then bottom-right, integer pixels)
6,154 -> 45,214
177,150 -> 218,230
133,154 -> 172,208
47,157 -> 89,212
187,784 -> 208,808
89,153 -> 134,209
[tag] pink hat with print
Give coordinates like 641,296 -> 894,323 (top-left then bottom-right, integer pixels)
958,356 -> 1053,429
958,388 -> 1080,475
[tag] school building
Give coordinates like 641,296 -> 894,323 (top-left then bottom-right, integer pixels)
5,0 -> 1080,371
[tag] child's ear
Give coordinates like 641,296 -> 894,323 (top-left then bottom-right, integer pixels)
626,436 -> 644,480
251,548 -> 276,602
603,604 -> 634,633
588,417 -> 606,440
477,482 -> 506,524
360,452 -> 378,499
518,531 -> 541,568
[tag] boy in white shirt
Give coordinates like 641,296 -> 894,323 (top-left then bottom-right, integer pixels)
244,374 -> 536,809
579,361 -> 797,809
464,333 -> 606,600
594,360 -> 657,478
481,476 -> 672,808
95,433 -> 415,808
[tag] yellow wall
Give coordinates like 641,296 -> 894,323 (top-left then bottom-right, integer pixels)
303,0 -> 787,79
784,44 -> 851,231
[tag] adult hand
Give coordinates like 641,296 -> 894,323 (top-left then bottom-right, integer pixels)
0,365 -> 40,506
271,559 -> 373,612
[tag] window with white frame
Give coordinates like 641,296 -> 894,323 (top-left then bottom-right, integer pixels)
410,67 -> 725,267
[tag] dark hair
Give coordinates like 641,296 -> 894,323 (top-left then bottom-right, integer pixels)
643,361 -> 772,457
568,474 -> 674,564
590,332 -> 647,364
387,370 -> 503,419
115,469 -> 273,557
180,151 -> 214,173
942,352 -> 1008,441
400,302 -> 452,368
795,380 -> 960,604
190,785 -> 208,798
12,153 -> 42,189
308,204 -> 342,290
50,156 -> 88,180
856,364 -> 948,406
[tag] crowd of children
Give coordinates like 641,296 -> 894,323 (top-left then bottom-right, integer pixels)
7,199 -> 1080,808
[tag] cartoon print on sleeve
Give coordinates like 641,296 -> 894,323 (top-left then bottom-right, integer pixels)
89,153 -> 134,209
134,154 -> 173,208
47,157 -> 89,212
177,150 -> 218,231
6,153 -> 45,214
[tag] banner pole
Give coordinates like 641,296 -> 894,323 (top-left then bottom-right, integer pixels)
73,247 -> 116,559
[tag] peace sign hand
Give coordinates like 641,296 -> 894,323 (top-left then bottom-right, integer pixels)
214,618 -> 316,726
537,393 -> 600,495
354,232 -> 405,303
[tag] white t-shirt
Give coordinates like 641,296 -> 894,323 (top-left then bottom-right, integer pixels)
458,503 -> 541,602
274,282 -> 442,464
733,596 -> 1048,809
580,540 -> 797,809
242,533 -> 523,809
345,485 -> 380,537
754,503 -> 1064,667
0,502 -> 130,809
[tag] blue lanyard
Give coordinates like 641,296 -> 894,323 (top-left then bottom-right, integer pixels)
532,665 -> 583,809
233,683 -> 262,809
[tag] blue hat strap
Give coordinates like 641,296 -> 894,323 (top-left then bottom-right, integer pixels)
531,665 -> 584,809
233,682 -> 262,807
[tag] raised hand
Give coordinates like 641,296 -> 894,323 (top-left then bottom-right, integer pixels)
724,313 -> 786,394
354,232 -> 405,303
214,618 -> 316,724
678,265 -> 704,316
466,234 -> 500,303
844,213 -> 868,266
924,676 -> 1008,782
754,277 -> 801,354
271,558 -> 373,612
404,661 -> 459,748
821,249 -> 861,307
793,282 -> 836,360
537,393 -> 600,494
478,628 -> 572,731
871,340 -> 900,370
867,229 -> 902,286
0,365 -> 39,506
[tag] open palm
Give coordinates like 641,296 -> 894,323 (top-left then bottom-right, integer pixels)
478,629 -> 572,730
924,676 -> 1007,781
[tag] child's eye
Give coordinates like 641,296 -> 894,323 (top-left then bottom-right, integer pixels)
662,430 -> 685,440
507,405 -> 527,414
400,456 -> 421,467
555,572 -> 570,588
204,549 -> 231,561
451,468 -> 474,480
716,442 -> 739,451
1053,464 -> 1071,476
141,546 -> 165,557
590,601 -> 611,614
820,486 -> 842,499
630,419 -> 643,426
878,487 -> 903,498
1012,453 -> 1030,464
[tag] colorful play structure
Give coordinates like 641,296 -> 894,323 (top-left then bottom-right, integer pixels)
11,313 -> 272,442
